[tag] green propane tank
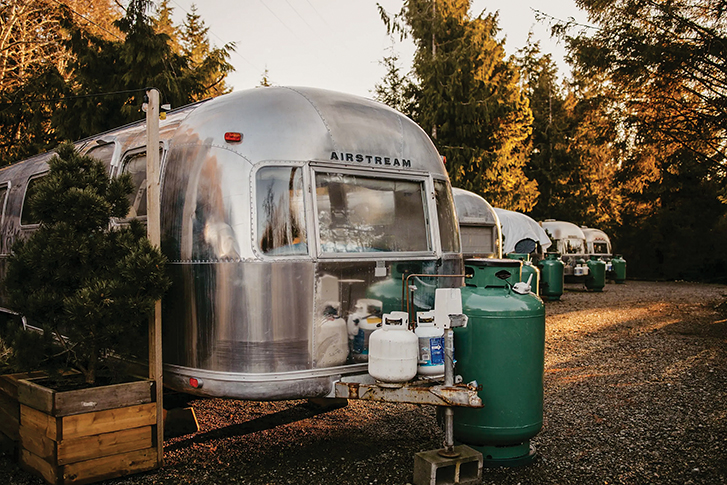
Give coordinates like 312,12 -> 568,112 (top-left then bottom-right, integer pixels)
611,254 -> 627,284
538,253 -> 564,301
585,256 -> 606,292
455,259 -> 545,467
506,253 -> 540,296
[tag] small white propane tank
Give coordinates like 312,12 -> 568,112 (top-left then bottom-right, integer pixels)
368,311 -> 418,386
315,303 -> 349,368
347,299 -> 383,363
415,311 -> 445,377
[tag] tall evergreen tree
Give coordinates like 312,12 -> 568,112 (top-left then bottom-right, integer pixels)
379,0 -> 537,211
4,143 -> 170,384
53,0 -> 233,141
259,68 -> 273,87
152,0 -> 180,53
373,47 -> 416,116
516,39 -> 621,227
180,3 -> 234,99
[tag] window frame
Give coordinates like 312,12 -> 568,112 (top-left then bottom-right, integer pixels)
310,163 -> 436,261
252,162 -> 312,260
116,144 -> 165,223
19,172 -> 48,228
432,177 -> 461,254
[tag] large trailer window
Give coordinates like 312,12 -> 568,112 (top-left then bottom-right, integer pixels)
20,175 -> 45,226
561,238 -> 585,254
315,172 -> 429,253
434,180 -> 461,253
85,142 -> 115,172
593,242 -> 609,254
256,166 -> 307,255
121,153 -> 147,219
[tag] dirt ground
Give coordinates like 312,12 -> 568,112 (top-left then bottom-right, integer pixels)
3,280 -> 727,484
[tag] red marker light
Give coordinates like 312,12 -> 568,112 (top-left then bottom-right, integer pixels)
224,132 -> 242,143
189,377 -> 203,389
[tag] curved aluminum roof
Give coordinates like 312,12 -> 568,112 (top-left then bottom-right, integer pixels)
540,220 -> 586,241
169,86 -> 447,176
494,208 -> 552,254
452,187 -> 499,225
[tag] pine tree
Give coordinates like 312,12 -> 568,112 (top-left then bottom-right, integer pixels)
52,0 -> 233,142
516,39 -> 621,228
379,0 -> 537,211
4,143 -> 170,384
152,0 -> 180,53
373,47 -> 416,116
259,68 -> 273,87
180,3 -> 234,99
180,4 -> 209,66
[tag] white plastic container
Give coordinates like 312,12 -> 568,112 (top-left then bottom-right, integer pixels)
415,311 -> 445,377
347,298 -> 383,362
315,314 -> 349,368
368,311 -> 418,386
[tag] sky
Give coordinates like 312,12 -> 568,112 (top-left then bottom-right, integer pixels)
168,1 -> 589,98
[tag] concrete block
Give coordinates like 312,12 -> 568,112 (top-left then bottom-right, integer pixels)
413,445 -> 483,485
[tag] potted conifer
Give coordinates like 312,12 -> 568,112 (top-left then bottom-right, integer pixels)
2,142 -> 169,484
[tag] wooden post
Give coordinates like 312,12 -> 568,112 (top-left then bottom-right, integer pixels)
145,88 -> 164,466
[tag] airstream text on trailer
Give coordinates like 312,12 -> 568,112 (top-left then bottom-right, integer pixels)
0,87 -> 464,401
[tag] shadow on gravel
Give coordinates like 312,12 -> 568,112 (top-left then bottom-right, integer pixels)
165,400 -> 346,452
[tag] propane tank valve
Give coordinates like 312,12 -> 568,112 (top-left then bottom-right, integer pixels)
513,274 -> 534,295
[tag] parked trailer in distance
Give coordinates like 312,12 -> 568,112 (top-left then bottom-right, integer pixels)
539,220 -> 589,280
494,208 -> 551,257
452,188 -> 501,259
582,226 -> 627,283
0,86 -> 464,401
582,227 -> 612,258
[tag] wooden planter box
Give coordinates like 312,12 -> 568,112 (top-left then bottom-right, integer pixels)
16,377 -> 160,485
0,372 -> 46,458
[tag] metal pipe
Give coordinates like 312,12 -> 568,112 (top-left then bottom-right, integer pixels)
439,326 -> 459,457
402,272 -> 465,457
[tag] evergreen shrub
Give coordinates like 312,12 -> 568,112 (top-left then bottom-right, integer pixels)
3,142 -> 170,384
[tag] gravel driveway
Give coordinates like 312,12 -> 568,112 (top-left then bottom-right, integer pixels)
3,280 -> 726,484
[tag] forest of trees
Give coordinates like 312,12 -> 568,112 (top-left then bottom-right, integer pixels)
0,0 -> 233,163
375,0 -> 726,282
1,0 -> 724,282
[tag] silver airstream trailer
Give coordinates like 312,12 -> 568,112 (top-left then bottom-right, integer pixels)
0,87 -> 463,400
452,188 -> 501,258
539,220 -> 588,276
493,208 -> 551,256
581,227 -> 612,258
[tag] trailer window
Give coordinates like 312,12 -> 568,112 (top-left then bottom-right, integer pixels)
434,180 -> 461,253
562,238 -> 585,254
460,225 -> 495,255
256,166 -> 307,255
593,242 -> 609,254
121,153 -> 147,218
315,172 -> 429,253
20,175 -> 45,226
86,143 -> 115,172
